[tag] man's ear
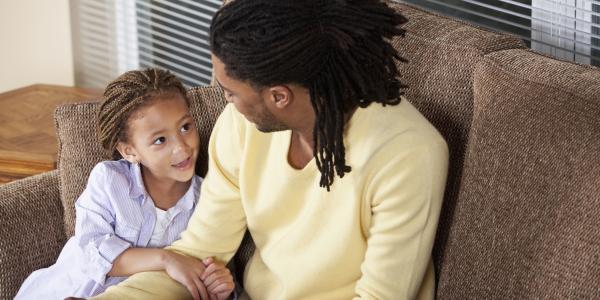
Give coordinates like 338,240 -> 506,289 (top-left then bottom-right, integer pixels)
116,142 -> 139,164
267,85 -> 293,109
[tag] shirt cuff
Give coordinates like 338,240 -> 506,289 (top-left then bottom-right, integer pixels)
83,234 -> 132,284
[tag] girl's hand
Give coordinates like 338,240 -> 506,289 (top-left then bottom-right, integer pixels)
163,251 -> 210,300
201,257 -> 235,300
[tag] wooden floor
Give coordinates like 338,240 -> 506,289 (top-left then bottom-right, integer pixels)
0,84 -> 102,184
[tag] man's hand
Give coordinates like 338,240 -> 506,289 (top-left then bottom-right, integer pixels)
163,251 -> 210,300
201,257 -> 235,300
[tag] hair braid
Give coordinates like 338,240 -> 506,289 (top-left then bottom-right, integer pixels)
98,68 -> 187,159
211,0 -> 408,190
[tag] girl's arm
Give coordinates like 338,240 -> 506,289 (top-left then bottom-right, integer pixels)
74,163 -> 132,284
107,248 -> 169,277
75,162 -> 168,283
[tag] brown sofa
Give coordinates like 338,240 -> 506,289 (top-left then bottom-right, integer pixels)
1,2 -> 599,299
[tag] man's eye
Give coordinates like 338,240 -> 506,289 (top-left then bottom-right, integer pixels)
153,137 -> 166,145
181,123 -> 191,133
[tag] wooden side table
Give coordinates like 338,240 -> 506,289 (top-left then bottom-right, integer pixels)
0,84 -> 102,184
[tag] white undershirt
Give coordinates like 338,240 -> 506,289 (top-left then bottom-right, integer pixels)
148,207 -> 171,247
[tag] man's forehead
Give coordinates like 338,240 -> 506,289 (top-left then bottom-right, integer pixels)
211,56 -> 231,87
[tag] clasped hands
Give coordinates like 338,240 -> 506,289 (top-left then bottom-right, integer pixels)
164,253 -> 234,300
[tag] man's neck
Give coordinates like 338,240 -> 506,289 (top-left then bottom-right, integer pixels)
287,131 -> 314,170
288,107 -> 358,169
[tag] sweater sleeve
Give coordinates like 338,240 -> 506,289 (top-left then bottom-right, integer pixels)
354,137 -> 449,300
168,104 -> 248,262
91,104 -> 247,299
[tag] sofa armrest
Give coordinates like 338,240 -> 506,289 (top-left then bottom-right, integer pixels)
0,170 -> 67,299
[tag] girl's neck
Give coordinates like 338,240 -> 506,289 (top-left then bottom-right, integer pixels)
140,166 -> 191,211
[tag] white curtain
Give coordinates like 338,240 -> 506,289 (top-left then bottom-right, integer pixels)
70,0 -> 220,89
531,0 -> 594,64
400,0 -> 600,66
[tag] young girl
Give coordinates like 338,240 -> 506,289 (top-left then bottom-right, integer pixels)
16,69 -> 234,300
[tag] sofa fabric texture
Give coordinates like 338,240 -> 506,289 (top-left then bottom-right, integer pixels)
0,170 -> 65,299
387,1 -> 525,274
55,102 -> 106,237
437,49 -> 600,299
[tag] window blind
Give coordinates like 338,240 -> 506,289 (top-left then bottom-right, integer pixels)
399,0 -> 600,66
71,0 -> 222,89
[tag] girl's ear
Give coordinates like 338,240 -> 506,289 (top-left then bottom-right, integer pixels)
116,142 -> 140,164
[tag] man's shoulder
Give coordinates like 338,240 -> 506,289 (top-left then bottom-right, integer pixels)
348,97 -> 448,166
356,98 -> 445,145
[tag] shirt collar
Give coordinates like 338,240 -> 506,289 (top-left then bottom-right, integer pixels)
129,161 -> 148,201
175,175 -> 200,212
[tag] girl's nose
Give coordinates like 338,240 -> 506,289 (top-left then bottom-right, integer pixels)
172,137 -> 191,155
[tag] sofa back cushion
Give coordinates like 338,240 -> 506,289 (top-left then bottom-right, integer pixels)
55,87 -> 227,237
386,1 -> 525,273
437,49 -> 600,298
55,102 -> 105,236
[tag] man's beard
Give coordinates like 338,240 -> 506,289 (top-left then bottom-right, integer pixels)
254,108 -> 288,133
255,121 -> 288,133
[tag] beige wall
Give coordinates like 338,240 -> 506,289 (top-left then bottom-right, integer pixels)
0,0 -> 74,93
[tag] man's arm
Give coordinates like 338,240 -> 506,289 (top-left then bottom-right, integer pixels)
354,138 -> 449,300
92,105 -> 247,299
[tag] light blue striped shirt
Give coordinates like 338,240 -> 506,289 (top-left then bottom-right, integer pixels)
16,160 -> 202,299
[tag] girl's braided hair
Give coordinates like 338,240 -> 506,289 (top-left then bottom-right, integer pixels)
210,0 -> 408,190
98,68 -> 187,160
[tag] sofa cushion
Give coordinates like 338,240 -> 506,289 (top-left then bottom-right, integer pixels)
386,1 -> 526,273
54,102 -> 105,237
437,49 -> 600,298
0,170 -> 64,299
55,86 -> 227,237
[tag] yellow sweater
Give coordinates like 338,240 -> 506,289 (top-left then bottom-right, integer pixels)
94,98 -> 448,300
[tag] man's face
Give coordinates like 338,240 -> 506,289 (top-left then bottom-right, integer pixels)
211,54 -> 288,133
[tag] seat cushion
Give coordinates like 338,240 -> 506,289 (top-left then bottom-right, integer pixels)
55,86 -> 227,237
386,1 -> 526,274
438,49 -> 600,298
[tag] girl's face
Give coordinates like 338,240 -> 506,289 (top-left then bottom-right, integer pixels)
118,93 -> 199,184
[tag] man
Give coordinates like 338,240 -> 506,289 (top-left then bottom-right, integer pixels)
93,0 -> 448,299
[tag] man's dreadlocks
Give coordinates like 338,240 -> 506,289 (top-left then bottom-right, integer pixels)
210,0 -> 408,190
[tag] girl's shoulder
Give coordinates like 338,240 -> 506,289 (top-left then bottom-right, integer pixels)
76,160 -> 137,209
87,159 -> 134,186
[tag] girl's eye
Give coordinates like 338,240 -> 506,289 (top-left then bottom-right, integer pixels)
181,123 -> 191,133
153,137 -> 166,145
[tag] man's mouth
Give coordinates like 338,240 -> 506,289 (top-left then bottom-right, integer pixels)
172,157 -> 192,169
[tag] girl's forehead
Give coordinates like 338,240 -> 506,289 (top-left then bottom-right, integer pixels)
130,93 -> 189,118
128,96 -> 192,135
